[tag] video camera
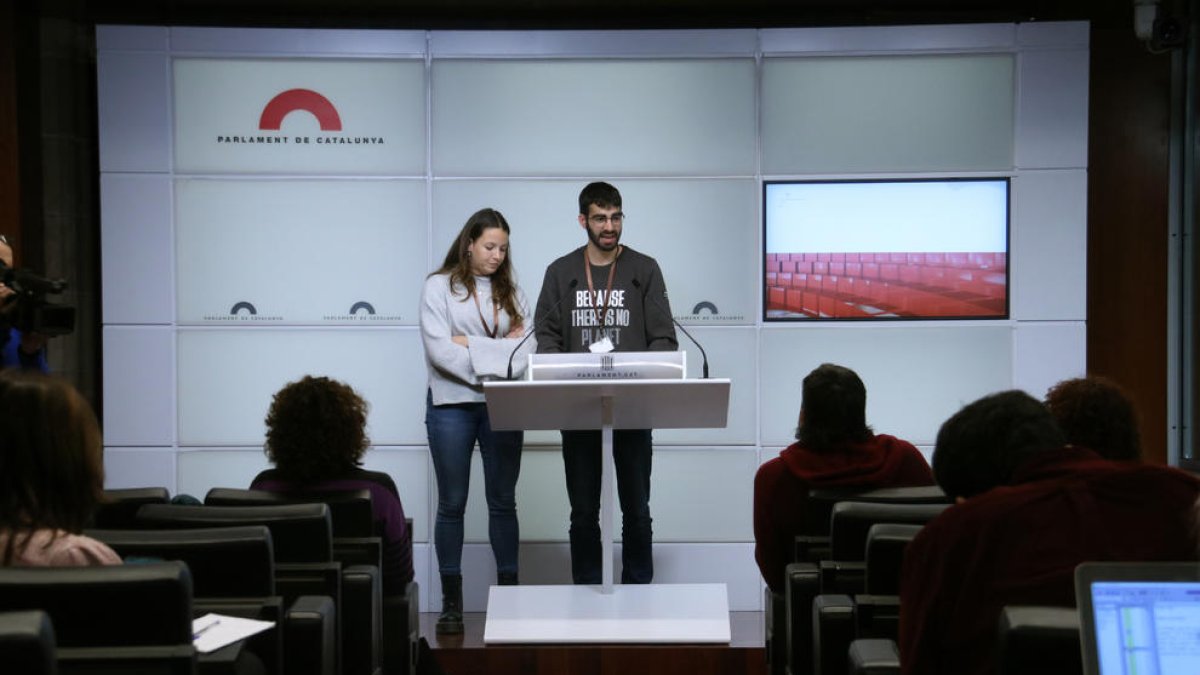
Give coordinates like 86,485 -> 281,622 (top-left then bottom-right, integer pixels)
0,258 -> 76,336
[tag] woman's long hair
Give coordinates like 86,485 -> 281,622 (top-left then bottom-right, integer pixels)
0,371 -> 105,565
432,208 -> 522,326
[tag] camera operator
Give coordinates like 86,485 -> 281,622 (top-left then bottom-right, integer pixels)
0,235 -> 49,372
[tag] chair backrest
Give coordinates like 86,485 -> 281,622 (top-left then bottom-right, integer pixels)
0,561 -> 193,648
805,488 -> 876,537
136,503 -> 333,563
829,501 -> 950,561
863,523 -> 924,595
89,525 -> 276,597
841,485 -> 949,505
92,487 -> 172,529
997,606 -> 1082,675
205,487 -> 375,538
0,610 -> 57,675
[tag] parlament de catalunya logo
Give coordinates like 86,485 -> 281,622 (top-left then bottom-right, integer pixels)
217,88 -> 386,146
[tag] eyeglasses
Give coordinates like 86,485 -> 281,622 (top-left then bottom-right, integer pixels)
588,213 -> 625,227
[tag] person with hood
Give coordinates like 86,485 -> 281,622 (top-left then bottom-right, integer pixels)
752,363 -> 933,591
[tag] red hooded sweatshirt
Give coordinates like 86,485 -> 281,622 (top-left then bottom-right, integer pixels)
753,434 -> 934,591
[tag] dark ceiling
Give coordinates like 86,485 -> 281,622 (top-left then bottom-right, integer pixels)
83,0 -> 1107,30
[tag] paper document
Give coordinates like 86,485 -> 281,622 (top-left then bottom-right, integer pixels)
192,612 -> 274,654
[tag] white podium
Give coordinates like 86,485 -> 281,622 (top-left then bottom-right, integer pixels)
482,353 -> 731,644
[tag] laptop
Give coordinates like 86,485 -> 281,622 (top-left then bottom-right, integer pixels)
1075,561 -> 1200,675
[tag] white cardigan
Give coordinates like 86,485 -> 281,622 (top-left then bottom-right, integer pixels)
420,272 -> 534,405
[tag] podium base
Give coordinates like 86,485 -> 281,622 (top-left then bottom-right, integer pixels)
482,583 -> 731,644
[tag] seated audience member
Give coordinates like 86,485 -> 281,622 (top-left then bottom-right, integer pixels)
0,370 -> 120,566
1045,375 -> 1141,461
252,375 -> 414,595
753,363 -> 934,592
899,390 -> 1200,675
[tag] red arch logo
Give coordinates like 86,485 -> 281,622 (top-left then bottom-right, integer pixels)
258,89 -> 342,131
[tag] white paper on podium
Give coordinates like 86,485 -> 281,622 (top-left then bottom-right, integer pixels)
192,613 -> 274,653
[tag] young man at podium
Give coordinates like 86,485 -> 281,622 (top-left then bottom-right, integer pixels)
534,181 -> 678,584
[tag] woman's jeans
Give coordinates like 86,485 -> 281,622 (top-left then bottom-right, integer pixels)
425,392 -> 523,576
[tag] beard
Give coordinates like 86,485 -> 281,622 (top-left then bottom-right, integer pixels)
587,226 -> 620,252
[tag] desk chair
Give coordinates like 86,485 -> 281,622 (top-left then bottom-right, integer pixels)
205,487 -> 419,675
0,610 -> 56,675
134,502 -> 375,675
0,562 -> 197,674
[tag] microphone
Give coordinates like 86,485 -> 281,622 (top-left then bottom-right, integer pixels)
632,278 -> 709,379
506,278 -> 578,380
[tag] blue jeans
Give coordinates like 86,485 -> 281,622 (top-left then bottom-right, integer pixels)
561,429 -> 653,584
425,392 -> 523,576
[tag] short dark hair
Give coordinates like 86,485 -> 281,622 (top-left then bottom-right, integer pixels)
579,181 -> 622,216
932,390 -> 1065,499
796,363 -> 873,451
264,375 -> 370,483
0,371 -> 104,564
1044,376 -> 1141,461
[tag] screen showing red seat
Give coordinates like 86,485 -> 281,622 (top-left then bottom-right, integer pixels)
763,178 -> 1010,321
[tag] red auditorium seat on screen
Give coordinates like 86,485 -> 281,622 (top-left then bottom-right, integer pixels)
831,253 -> 845,262
846,262 -> 861,277
862,262 -> 879,279
947,252 -> 969,268
813,261 -> 828,275
817,253 -> 831,262
829,262 -> 844,276
920,266 -> 948,289
779,272 -> 793,288
793,273 -> 808,289
880,264 -> 899,281
802,288 -> 821,316
786,288 -> 805,313
899,265 -> 920,284
769,287 -> 787,309
766,272 -> 778,286
796,261 -> 812,274
888,253 -> 907,264
925,252 -> 945,265
906,253 -> 924,265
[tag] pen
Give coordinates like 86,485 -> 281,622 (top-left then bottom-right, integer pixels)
193,620 -> 220,640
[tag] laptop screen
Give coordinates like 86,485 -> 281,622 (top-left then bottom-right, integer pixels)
1076,563 -> 1200,675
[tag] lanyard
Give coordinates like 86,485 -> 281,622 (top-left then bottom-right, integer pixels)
583,247 -> 620,327
471,287 -> 500,338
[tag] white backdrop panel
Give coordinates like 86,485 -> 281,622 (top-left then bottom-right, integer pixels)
431,179 -> 759,326
1012,321 -> 1087,400
431,59 -> 757,177
97,50 -> 171,172
175,179 -> 426,325
651,448 -> 755,542
656,326 -> 757,445
464,445 -> 753,543
1010,170 -> 1087,320
103,325 -> 175,446
762,54 -> 1015,174
169,27 -> 427,56
654,543 -> 760,610
760,24 -> 1016,54
361,448 -> 432,544
176,449 -> 271,499
173,58 -> 425,175
177,328 -> 427,446
104,448 -> 177,492
759,325 -> 1013,447
101,173 -> 174,324
1014,47 -> 1088,169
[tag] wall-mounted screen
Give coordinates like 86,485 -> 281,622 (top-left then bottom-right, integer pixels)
763,178 -> 1010,321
